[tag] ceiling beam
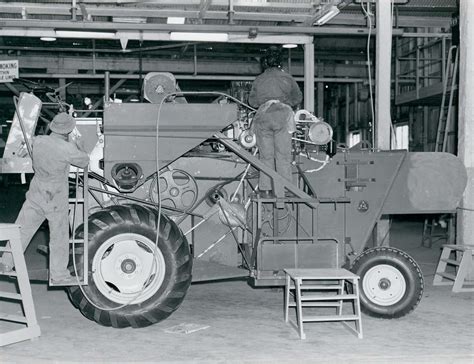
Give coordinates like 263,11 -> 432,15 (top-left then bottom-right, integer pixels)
12,54 -> 369,79
0,4 -> 450,29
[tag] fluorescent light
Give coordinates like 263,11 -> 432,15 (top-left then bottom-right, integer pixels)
40,36 -> 56,42
55,30 -> 116,39
167,17 -> 185,24
282,43 -> 297,49
314,5 -> 340,26
169,32 -> 228,42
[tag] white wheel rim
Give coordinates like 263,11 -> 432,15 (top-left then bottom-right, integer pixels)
362,264 -> 406,306
92,233 -> 166,305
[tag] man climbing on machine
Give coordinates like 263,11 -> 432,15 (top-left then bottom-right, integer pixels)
0,112 -> 89,285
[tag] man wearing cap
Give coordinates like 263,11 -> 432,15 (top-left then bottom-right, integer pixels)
0,112 -> 89,284
249,46 -> 302,197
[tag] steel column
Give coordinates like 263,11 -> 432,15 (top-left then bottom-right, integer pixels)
457,0 -> 474,250
304,42 -> 315,113
375,0 -> 393,246
375,0 -> 393,150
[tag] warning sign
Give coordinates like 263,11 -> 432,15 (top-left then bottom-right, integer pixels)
0,60 -> 19,83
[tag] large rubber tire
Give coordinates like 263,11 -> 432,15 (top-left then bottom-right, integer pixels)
350,247 -> 424,319
67,204 -> 192,328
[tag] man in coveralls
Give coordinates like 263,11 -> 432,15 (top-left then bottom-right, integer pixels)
248,46 -> 303,197
0,112 -> 89,284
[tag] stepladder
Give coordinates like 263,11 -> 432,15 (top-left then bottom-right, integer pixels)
433,244 -> 474,293
284,268 -> 363,340
0,223 -> 41,346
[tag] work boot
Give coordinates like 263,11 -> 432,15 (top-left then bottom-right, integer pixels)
50,270 -> 77,286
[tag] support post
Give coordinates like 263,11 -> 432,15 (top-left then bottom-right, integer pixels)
345,84 -> 350,145
304,42 -> 315,113
375,0 -> 393,149
104,71 -> 110,104
457,0 -> 474,264
317,82 -> 324,117
375,0 -> 393,246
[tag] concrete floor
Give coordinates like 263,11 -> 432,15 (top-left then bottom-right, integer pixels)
0,185 -> 473,363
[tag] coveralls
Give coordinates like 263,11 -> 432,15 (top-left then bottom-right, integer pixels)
1,134 -> 89,280
248,67 -> 303,192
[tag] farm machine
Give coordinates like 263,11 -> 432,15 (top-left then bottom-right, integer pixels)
0,73 -> 467,328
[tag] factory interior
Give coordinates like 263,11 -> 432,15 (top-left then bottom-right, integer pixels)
0,0 -> 473,363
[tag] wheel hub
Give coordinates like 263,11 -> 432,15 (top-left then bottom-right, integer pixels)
121,258 -> 137,274
92,234 -> 166,305
362,264 -> 407,306
378,278 -> 391,290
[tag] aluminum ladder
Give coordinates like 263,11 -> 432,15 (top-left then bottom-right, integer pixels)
0,224 -> 41,346
421,45 -> 459,248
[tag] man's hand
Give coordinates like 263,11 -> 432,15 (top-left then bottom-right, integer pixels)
74,137 -> 87,152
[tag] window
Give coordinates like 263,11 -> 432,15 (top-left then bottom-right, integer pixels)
393,124 -> 409,150
348,131 -> 361,148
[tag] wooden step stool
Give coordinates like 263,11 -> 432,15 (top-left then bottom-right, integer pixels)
0,224 -> 41,346
284,268 -> 362,340
421,215 -> 454,248
433,244 -> 474,293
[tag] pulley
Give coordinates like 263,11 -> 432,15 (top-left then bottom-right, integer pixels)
239,129 -> 257,149
149,169 -> 198,214
308,121 -> 333,145
143,72 -> 177,104
111,163 -> 143,191
205,185 -> 228,206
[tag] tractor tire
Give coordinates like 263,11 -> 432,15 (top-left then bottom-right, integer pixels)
350,247 -> 424,319
67,204 -> 192,328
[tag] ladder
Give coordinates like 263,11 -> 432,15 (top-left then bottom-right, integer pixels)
0,224 -> 41,346
421,45 -> 459,248
434,45 -> 459,153
433,244 -> 474,293
49,168 -> 89,286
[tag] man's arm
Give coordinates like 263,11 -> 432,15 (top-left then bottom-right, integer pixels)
66,137 -> 89,168
288,77 -> 303,107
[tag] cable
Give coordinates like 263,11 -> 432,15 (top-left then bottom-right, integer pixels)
71,170 -> 149,311
361,0 -> 375,149
457,206 -> 474,212
301,152 -> 329,173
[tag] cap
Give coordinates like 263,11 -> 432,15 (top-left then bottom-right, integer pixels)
49,112 -> 76,134
263,46 -> 282,68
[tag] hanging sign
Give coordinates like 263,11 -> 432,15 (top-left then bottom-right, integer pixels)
0,60 -> 19,83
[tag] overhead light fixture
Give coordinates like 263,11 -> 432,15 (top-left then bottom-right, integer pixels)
55,30 -> 116,39
40,36 -> 57,42
169,32 -> 228,42
282,44 -> 297,49
167,17 -> 186,25
314,5 -> 340,26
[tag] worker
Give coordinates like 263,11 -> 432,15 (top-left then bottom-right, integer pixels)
0,112 -> 89,284
248,45 -> 303,197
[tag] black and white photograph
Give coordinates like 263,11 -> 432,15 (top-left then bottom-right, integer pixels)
0,1 -> 472,363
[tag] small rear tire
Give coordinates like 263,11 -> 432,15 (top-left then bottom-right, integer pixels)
350,247 -> 424,319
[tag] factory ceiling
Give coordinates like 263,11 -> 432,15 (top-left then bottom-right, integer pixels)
0,0 -> 458,113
